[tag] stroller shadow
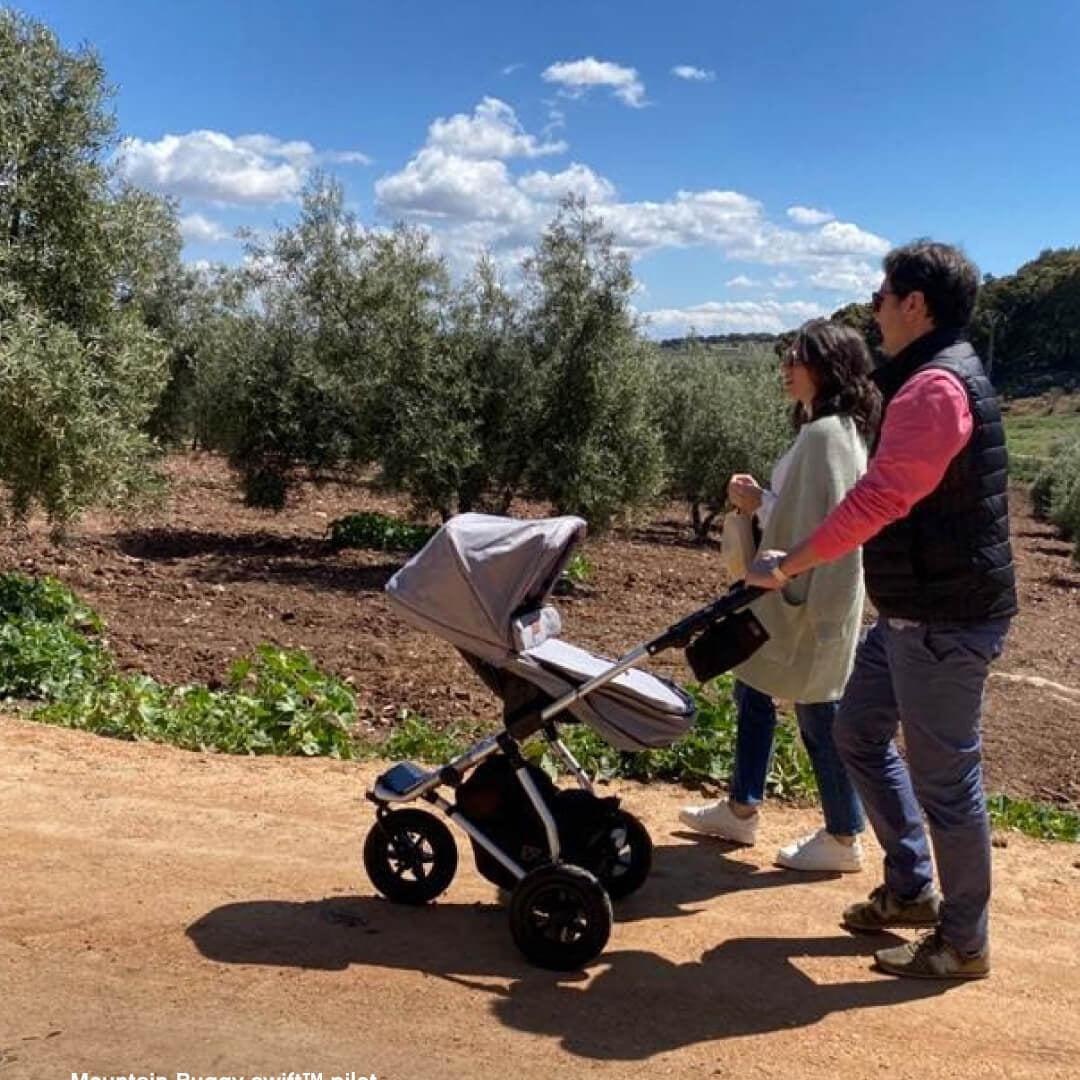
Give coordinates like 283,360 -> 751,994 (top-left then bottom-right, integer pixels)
614,836 -> 843,923
187,896 -> 952,1058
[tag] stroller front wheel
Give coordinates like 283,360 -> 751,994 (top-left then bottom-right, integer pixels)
364,808 -> 458,905
509,864 -> 612,970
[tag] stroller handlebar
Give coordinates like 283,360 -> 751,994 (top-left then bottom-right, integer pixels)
646,583 -> 765,656
535,583 -> 764,725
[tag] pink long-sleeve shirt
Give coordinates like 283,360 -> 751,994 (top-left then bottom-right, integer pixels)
808,369 -> 973,562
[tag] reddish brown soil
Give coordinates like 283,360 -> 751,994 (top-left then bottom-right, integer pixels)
1,453 -> 1077,806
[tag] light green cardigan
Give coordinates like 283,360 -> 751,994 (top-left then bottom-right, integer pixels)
734,413 -> 867,704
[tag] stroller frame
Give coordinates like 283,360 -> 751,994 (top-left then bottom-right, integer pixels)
365,581 -> 762,969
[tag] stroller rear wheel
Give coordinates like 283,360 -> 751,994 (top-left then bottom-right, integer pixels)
591,809 -> 653,900
364,808 -> 458,905
509,864 -> 612,970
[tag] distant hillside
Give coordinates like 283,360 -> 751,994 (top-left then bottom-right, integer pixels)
657,332 -> 779,350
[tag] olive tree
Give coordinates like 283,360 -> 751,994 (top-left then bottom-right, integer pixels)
0,10 -> 177,531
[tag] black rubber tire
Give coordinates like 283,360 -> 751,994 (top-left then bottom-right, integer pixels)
591,809 -> 653,901
509,863 -> 612,970
363,808 -> 458,905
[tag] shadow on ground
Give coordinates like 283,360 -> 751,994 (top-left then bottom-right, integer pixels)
114,527 -> 401,593
188,840 -> 953,1058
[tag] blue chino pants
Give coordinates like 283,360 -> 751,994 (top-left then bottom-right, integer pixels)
833,616 -> 1010,955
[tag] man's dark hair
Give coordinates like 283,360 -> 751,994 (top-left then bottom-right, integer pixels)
883,239 -> 980,329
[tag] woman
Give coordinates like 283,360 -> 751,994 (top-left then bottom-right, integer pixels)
679,320 -> 881,872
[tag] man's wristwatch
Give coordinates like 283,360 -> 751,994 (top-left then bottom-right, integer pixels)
768,555 -> 791,585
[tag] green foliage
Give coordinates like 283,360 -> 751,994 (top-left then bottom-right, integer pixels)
563,552 -> 593,585
0,619 -> 110,700
657,341 -> 790,538
529,676 -> 817,796
521,197 -> 666,529
0,573 -> 110,699
1030,436 -> 1080,560
328,511 -> 436,552
971,248 -> 1080,393
0,285 -> 168,529
37,646 -> 357,758
0,572 -> 103,631
382,710 -> 486,763
0,11 -> 178,530
987,793 -> 1080,843
1005,411 -> 1080,482
0,571 -> 355,757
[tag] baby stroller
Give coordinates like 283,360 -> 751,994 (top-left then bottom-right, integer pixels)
364,513 -> 764,970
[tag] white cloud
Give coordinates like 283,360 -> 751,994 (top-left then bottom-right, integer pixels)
542,57 -> 646,108
518,163 -> 616,204
179,212 -> 230,244
375,147 -> 533,223
376,99 -> 890,292
644,299 -> 825,335
323,150 -> 374,165
427,97 -> 567,159
726,274 -> 760,287
117,130 -> 372,205
787,205 -> 835,226
672,65 -> 715,82
502,62 -> 524,75
808,259 -> 882,295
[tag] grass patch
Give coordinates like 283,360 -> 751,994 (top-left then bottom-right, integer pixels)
988,793 -> 1080,843
328,511 -> 436,552
34,646 -> 358,758
1005,412 -> 1080,481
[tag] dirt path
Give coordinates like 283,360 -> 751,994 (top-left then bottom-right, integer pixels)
2,717 -> 1078,1080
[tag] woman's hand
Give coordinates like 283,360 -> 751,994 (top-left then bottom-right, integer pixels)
728,473 -> 764,514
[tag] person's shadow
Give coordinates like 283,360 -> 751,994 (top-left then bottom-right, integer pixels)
600,834 -> 845,922
491,935 -> 953,1059
187,838 -> 954,1059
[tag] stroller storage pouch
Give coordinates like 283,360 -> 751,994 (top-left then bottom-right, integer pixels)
685,610 -> 769,682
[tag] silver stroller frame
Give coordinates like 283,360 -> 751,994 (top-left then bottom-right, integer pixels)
364,582 -> 762,970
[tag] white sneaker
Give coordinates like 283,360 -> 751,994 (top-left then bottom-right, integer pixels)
775,829 -> 863,873
678,801 -> 759,845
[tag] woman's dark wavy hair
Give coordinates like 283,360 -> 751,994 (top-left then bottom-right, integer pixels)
788,319 -> 882,441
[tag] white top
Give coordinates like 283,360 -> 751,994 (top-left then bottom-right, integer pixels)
756,425 -> 808,528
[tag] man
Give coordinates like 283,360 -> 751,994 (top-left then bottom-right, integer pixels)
746,240 -> 1016,979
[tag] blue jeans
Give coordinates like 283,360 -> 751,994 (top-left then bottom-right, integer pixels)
730,679 -> 865,837
833,617 -> 1010,955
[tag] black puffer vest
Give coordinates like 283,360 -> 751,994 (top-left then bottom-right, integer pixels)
863,328 -> 1018,623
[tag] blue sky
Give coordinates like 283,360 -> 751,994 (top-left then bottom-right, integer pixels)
22,0 -> 1080,335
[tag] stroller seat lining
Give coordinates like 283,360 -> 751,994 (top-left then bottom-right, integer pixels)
523,638 -> 689,715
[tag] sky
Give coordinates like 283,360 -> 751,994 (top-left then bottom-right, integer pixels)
20,0 -> 1080,336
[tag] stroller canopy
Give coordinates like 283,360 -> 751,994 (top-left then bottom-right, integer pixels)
386,513 -> 586,663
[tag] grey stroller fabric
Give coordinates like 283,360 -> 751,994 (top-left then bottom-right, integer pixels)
508,640 -> 693,750
386,514 -> 585,660
386,513 -> 695,750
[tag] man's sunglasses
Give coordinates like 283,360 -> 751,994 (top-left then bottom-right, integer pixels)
871,287 -> 897,312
